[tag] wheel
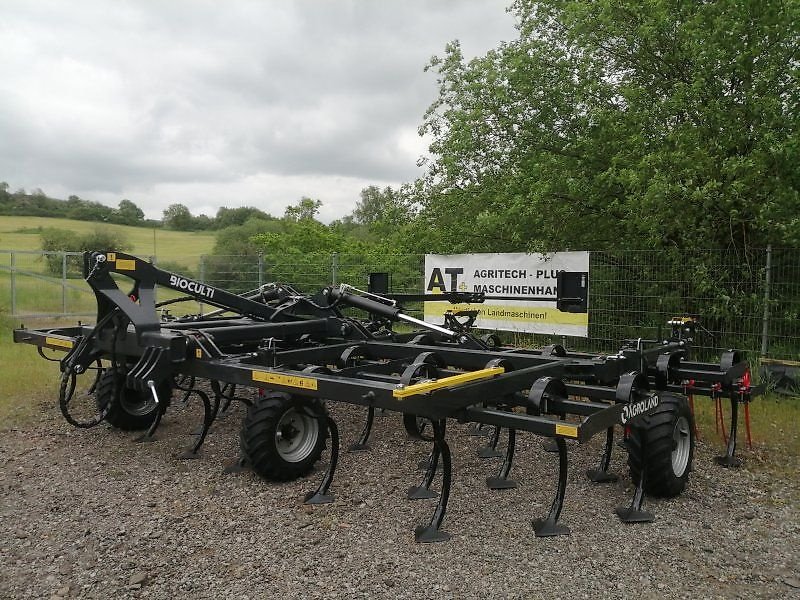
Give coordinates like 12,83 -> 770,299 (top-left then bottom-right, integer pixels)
95,369 -> 171,431
240,392 -> 328,481
627,392 -> 695,498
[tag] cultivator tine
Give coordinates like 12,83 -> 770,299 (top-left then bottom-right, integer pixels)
175,375 -> 195,407
408,442 -> 440,500
486,428 -> 517,490
714,396 -> 743,468
616,435 -> 655,524
477,425 -> 503,459
533,437 -> 570,537
587,427 -> 619,483
541,416 -> 566,453
466,422 -> 489,436
135,381 -> 166,443
179,385 -> 218,460
417,452 -> 432,471
414,420 -> 452,543
304,416 -> 339,505
217,382 -> 236,417
348,406 -> 374,452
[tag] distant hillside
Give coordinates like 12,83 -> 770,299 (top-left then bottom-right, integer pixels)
0,216 -> 215,269
0,183 -> 278,232
0,184 -> 159,228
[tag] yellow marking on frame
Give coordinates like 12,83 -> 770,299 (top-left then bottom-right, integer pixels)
115,259 -> 136,270
45,337 -> 73,349
393,366 -> 505,398
252,371 -> 319,391
195,349 -> 203,358
106,252 -> 116,262
555,423 -> 578,438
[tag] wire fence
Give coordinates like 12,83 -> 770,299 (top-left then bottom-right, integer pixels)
2,248 -> 797,361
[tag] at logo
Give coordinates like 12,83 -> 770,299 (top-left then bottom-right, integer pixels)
427,267 -> 463,292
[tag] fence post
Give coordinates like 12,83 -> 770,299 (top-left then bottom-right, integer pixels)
62,252 -> 68,316
196,255 -> 204,315
10,251 -> 16,317
331,252 -> 338,286
258,254 -> 264,287
760,244 -> 772,356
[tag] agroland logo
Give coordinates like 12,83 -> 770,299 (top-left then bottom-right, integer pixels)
168,274 -> 215,299
621,394 -> 660,424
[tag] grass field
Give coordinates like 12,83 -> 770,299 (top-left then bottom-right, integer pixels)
0,216 -> 215,266
0,216 -> 217,318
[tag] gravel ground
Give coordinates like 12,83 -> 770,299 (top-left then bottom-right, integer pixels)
1,394 -> 798,600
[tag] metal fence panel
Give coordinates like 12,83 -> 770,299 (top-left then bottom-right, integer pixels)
3,249 -> 798,361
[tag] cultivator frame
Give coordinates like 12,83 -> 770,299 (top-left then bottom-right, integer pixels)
13,252 -> 761,542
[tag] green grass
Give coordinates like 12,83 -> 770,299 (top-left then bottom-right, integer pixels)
0,314 -> 63,425
692,392 -> 800,475
0,216 -> 217,317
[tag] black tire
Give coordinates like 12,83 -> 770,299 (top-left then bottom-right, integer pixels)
240,392 -> 328,481
95,369 -> 171,431
627,392 -> 695,498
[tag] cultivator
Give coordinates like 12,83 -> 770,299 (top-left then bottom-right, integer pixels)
13,252 -> 761,542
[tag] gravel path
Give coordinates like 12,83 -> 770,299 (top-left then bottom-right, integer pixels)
1,396 -> 798,599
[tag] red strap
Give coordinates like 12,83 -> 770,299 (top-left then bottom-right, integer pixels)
744,402 -> 753,449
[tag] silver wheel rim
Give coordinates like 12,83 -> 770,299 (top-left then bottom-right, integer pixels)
276,408 -> 319,462
120,386 -> 158,416
671,416 -> 691,476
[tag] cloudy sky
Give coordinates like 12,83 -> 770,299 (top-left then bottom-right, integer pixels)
0,1 -> 517,222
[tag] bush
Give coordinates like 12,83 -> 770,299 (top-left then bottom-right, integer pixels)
39,227 -> 129,277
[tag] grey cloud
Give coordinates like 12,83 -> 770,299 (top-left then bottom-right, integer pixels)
0,0 -> 516,219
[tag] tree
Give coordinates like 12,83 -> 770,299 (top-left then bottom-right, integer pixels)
162,203 -> 195,231
116,199 -> 145,225
214,206 -> 274,229
284,197 -> 322,222
419,0 -> 800,253
40,227 -> 128,276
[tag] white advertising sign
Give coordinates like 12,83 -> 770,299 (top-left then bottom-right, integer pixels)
423,252 -> 589,337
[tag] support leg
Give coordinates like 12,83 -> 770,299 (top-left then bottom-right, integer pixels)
715,396 -> 742,468
304,416 -> 339,505
414,420 -> 452,543
487,428 -> 517,489
477,425 -> 503,459
348,406 -> 374,452
615,434 -> 655,523
587,427 -> 618,483
533,437 -> 570,536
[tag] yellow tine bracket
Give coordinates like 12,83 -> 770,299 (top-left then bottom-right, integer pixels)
393,366 -> 505,399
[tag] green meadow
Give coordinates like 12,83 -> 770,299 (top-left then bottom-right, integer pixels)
0,216 -> 216,317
